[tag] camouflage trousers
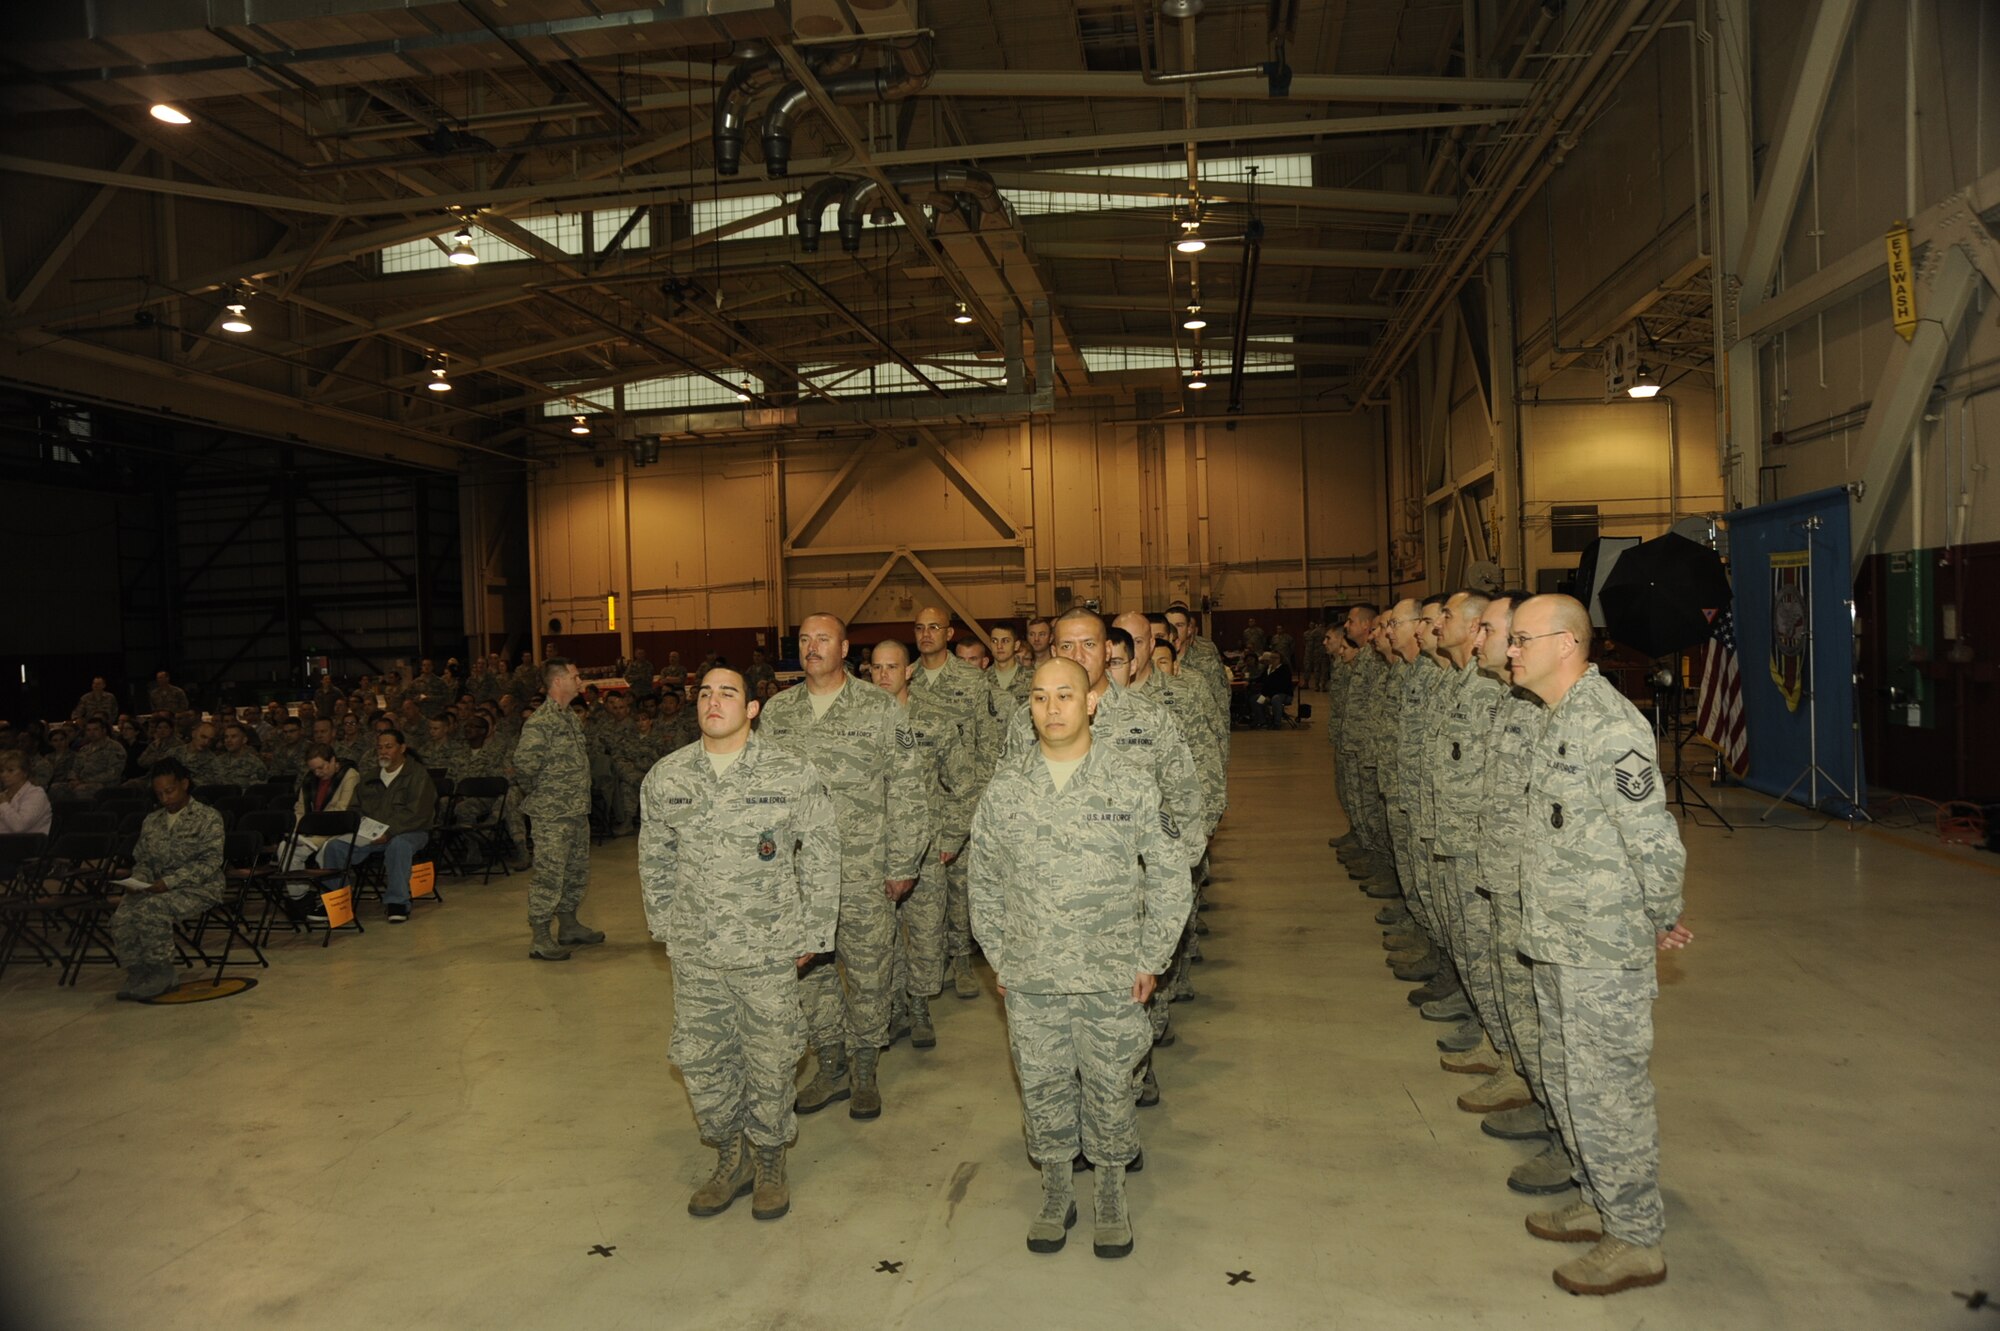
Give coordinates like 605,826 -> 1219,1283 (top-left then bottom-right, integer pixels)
1533,961 -> 1663,1246
668,958 -> 806,1149
799,876 -> 896,1052
896,851 -> 950,998
1385,806 -> 1434,937
945,854 -> 972,960
526,816 -> 590,923
111,884 -> 223,966
1490,888 -> 1549,1093
1005,989 -> 1151,1168
605,760 -> 642,831
1435,854 -> 1509,1054
1352,762 -> 1392,861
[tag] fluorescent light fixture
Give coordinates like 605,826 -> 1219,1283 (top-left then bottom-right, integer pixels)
447,227 -> 479,266
149,104 -> 192,125
1627,365 -> 1660,399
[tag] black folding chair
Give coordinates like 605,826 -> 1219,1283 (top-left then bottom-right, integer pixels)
194,783 -> 245,804
0,832 -> 127,986
440,776 -> 513,883
270,811 -> 365,946
0,832 -> 56,979
174,829 -> 270,985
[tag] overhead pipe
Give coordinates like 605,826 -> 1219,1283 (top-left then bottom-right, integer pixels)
1226,216 -> 1266,415
714,47 -> 861,176
1131,0 -> 1293,96
758,41 -> 934,179
831,167 -> 999,253
794,176 -> 852,253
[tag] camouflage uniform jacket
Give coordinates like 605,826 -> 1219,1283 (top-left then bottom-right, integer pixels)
636,734 -> 840,967
75,691 -> 120,727
264,737 -> 308,778
892,693 -> 978,856
1323,654 -> 1351,748
206,749 -> 270,788
1425,664 -> 1508,853
448,741 -> 510,784
137,738 -> 185,771
1370,658 -> 1415,801
969,740 -> 1191,994
72,737 -> 128,789
1178,635 -> 1234,734
1001,681 -> 1205,867
988,662 -> 1034,711
1518,667 -> 1685,968
910,653 -> 1003,788
755,673 -> 928,882
149,684 -> 190,714
131,800 -> 226,905
1478,687 -> 1547,894
1132,669 -> 1226,834
511,702 -> 591,820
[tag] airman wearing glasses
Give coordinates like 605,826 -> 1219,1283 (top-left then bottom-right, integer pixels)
1503,594 -> 1691,1296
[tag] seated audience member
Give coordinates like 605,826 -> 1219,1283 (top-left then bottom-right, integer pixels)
37,724 -> 76,788
1252,650 -> 1294,728
266,716 -> 308,777
0,751 -> 53,836
336,712 -> 372,766
209,722 -> 270,787
281,744 -> 362,913
110,759 -> 225,1001
315,729 -> 436,924
48,719 -> 128,802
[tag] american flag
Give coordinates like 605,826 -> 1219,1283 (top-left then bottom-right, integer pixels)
1695,608 -> 1750,776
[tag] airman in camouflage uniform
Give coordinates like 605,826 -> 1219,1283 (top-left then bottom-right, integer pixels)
985,622 -> 1034,709
149,672 -> 190,715
908,606 -> 1002,1001
589,692 -> 652,835
971,657 -> 1191,1259
207,724 -> 272,788
1334,607 -> 1397,892
48,719 -> 127,801
866,637 -> 976,1052
1164,605 -> 1231,769
1507,594 -> 1690,1296
757,614 -> 926,1121
639,667 -> 839,1222
510,657 -> 602,960
73,678 -> 120,728
111,760 -> 226,1001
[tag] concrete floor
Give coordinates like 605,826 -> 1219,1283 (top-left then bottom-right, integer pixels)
2,703 -> 1996,1329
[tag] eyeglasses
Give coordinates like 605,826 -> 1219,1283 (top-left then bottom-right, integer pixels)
1507,630 -> 1573,650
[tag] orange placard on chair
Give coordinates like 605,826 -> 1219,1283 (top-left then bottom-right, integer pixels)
409,862 -> 436,899
321,886 -> 355,928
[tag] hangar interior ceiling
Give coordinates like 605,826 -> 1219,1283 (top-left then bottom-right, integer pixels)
0,0 -> 1700,470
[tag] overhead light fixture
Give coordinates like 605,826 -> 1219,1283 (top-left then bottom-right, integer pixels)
447,226 -> 479,266
1182,303 -> 1207,331
219,287 -> 253,334
426,352 -> 453,392
149,104 -> 193,125
953,301 -> 974,325
570,415 -> 591,436
1175,217 -> 1206,254
734,379 -> 753,403
1627,364 -> 1660,399
1186,369 -> 1209,391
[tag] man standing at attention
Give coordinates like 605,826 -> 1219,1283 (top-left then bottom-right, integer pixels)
756,613 -> 927,1121
971,658 -> 1190,1259
639,667 -> 838,1222
1506,594 -> 1692,1295
510,657 -> 603,960
909,604 -> 1001,1002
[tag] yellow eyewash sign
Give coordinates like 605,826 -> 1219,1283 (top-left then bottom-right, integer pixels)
1885,221 -> 1917,342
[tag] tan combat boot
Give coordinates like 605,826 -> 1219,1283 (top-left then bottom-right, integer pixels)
1091,1163 -> 1133,1258
909,995 -> 936,1049
795,1046 -> 849,1114
951,953 -> 982,1000
1026,1163 -> 1077,1254
686,1135 -> 753,1217
1526,1194 -> 1605,1243
1440,1037 -> 1502,1075
849,1046 -> 882,1120
1456,1068 -> 1533,1113
751,1144 -> 790,1220
528,919 -> 570,962
1554,1236 -> 1667,1295
555,910 -> 604,945
1509,1139 -> 1576,1195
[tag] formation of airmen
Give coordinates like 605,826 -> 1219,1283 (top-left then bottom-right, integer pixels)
636,603 -> 1234,1256
1321,590 -> 1690,1297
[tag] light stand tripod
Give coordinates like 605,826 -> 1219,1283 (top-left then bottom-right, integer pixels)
1762,517 -> 1870,822
1651,661 -> 1734,830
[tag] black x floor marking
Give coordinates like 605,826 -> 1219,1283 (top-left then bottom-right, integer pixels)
876,1260 -> 903,1274
589,1245 -> 616,1258
1226,1270 -> 1255,1286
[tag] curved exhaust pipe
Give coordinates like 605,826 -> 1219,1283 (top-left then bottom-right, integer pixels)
714,49 -> 862,177
795,176 -> 853,253
758,41 -> 933,178
831,167 -> 1000,252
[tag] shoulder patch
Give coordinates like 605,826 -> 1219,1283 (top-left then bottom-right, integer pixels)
1613,748 -> 1656,802
895,725 -> 916,750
